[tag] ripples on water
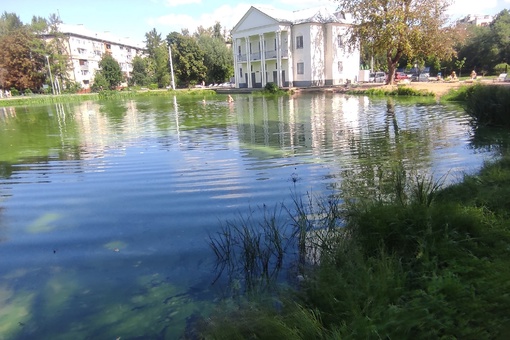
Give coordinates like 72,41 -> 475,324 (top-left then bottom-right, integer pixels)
0,94 -> 494,338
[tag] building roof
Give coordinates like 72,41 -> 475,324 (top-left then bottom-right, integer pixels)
254,5 -> 351,25
49,23 -> 144,49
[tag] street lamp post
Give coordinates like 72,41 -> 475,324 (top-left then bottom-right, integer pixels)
45,55 -> 55,95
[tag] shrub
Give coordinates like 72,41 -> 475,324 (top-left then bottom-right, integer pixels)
463,84 -> 510,126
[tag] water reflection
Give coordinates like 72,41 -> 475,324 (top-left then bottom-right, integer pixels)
0,93 -> 500,338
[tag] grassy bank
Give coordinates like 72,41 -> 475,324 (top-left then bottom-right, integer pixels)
347,85 -> 435,97
200,156 -> 510,339
0,88 -> 217,107
442,84 -> 510,126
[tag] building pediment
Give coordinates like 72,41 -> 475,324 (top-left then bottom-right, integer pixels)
232,6 -> 289,34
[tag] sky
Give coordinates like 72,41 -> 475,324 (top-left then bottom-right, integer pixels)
4,0 -> 510,45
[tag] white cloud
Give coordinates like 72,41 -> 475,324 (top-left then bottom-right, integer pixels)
148,3 -> 252,34
448,0 -> 500,19
164,0 -> 201,6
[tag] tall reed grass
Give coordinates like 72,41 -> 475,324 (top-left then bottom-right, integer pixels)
200,159 -> 510,339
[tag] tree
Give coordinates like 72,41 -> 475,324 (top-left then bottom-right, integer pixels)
196,25 -> 233,84
0,28 -> 45,91
93,53 -> 123,90
44,13 -> 74,91
337,0 -> 458,84
144,28 -> 170,88
0,11 -> 23,37
129,55 -> 149,86
455,10 -> 510,75
167,31 -> 206,86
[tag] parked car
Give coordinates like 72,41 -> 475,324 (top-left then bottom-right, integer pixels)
369,72 -> 386,83
395,72 -> 409,82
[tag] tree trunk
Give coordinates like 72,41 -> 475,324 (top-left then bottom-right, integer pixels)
387,63 -> 396,85
386,49 -> 403,85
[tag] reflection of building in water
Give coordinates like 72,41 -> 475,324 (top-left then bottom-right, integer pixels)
0,107 -> 16,121
233,94 -> 366,159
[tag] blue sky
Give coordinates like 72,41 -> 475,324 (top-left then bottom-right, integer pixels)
5,0 -> 510,44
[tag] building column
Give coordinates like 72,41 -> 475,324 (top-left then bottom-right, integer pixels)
260,34 -> 266,87
233,38 -> 239,88
245,36 -> 252,88
276,30 -> 282,87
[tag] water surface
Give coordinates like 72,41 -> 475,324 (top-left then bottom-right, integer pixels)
0,93 -> 494,338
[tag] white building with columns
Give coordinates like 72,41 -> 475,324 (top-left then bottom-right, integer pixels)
231,6 -> 360,89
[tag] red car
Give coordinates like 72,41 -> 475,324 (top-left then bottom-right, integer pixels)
395,72 -> 410,81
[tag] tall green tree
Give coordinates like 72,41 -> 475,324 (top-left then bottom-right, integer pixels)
0,11 -> 23,37
167,31 -> 206,86
337,0 -> 458,84
44,13 -> 74,91
128,55 -> 149,86
195,23 -> 233,84
144,28 -> 170,88
92,53 -> 123,90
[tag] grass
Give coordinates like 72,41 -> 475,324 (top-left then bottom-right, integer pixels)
442,84 -> 510,126
0,88 -> 218,107
347,85 -> 434,97
199,156 -> 510,339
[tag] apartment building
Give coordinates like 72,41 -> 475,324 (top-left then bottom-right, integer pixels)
231,6 -> 360,88
42,24 -> 144,90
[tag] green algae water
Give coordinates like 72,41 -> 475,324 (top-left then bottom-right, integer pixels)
0,93 -> 497,339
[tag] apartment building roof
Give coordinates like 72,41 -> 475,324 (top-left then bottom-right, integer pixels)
46,23 -> 144,49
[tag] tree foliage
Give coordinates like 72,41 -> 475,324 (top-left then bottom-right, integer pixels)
195,23 -> 233,84
0,27 -> 45,91
337,0 -> 458,84
167,31 -> 206,87
144,28 -> 170,88
456,9 -> 510,74
93,53 -> 123,90
128,55 -> 150,86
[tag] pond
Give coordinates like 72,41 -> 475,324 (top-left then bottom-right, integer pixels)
0,93 -> 496,339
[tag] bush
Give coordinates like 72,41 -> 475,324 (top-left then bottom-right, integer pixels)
494,63 -> 510,74
463,84 -> 510,126
148,83 -> 158,90
264,82 -> 280,94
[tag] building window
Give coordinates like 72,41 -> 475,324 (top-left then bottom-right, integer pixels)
338,61 -> 343,73
83,80 -> 89,84
239,68 -> 243,77
337,35 -> 343,48
105,43 -> 111,49
78,48 -> 86,54
238,45 -> 241,55
296,36 -> 303,49
297,62 -> 304,74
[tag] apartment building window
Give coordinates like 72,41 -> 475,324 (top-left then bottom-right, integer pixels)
297,62 -> 304,74
239,67 -> 243,77
79,59 -> 88,66
296,36 -> 303,49
105,43 -> 111,49
94,50 -> 101,56
238,45 -> 241,55
337,35 -> 343,48
127,48 -> 131,52
77,48 -> 86,54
